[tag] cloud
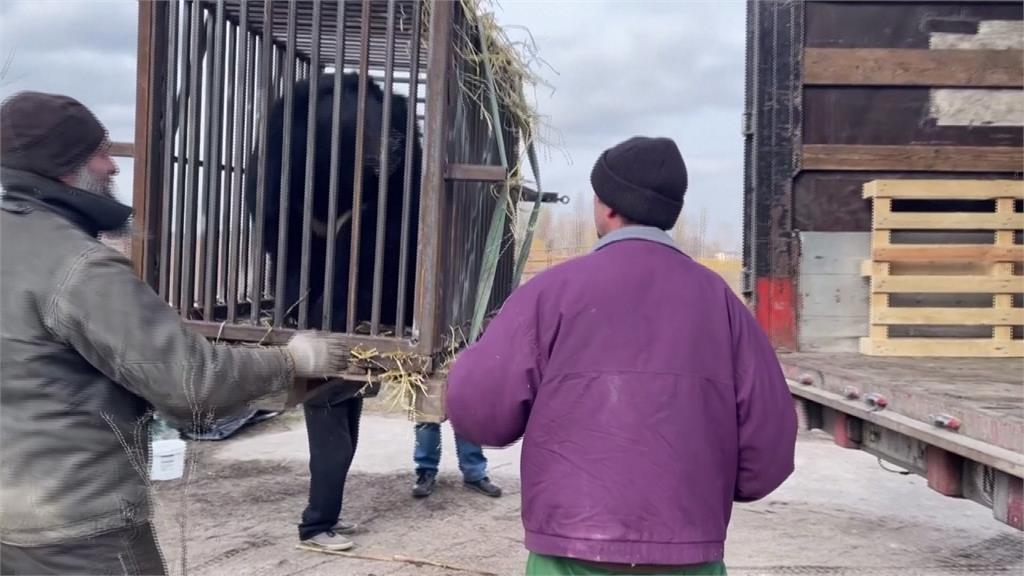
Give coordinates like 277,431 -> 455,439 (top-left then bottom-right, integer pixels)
0,0 -> 136,55
0,0 -> 138,107
1,0 -> 138,203
0,0 -> 747,249
495,0 -> 746,249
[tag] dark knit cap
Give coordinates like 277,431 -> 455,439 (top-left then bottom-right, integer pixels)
1,91 -> 107,179
590,136 -> 687,230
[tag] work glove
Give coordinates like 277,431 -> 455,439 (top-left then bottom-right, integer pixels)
285,331 -> 349,378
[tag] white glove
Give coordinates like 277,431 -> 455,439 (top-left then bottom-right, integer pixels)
285,331 -> 348,378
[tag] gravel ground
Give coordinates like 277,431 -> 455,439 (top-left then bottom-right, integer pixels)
150,403 -> 1024,576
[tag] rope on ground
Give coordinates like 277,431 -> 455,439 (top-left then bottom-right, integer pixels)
877,457 -> 911,475
295,544 -> 499,576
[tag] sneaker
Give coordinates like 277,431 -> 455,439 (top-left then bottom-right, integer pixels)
301,530 -> 354,551
465,477 -> 502,498
331,520 -> 358,535
412,471 -> 437,498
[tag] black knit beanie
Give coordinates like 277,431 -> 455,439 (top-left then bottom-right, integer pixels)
590,136 -> 688,230
1,91 -> 107,179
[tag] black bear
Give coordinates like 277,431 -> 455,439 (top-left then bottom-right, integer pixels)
244,72 -> 422,334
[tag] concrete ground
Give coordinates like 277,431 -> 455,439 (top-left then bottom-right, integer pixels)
151,403 -> 1024,576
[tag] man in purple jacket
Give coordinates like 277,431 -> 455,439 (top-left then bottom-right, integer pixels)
446,136 -> 798,575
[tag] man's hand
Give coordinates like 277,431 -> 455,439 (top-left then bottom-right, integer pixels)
285,331 -> 349,378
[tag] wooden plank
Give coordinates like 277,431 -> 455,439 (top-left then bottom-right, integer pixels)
874,211 -> 1023,230
872,230 -> 892,248
795,175 -> 1023,233
109,141 -> 135,158
803,87 -> 1024,148
892,261 -> 996,275
993,223 -> 1016,340
874,244 -> 1024,263
860,337 -> 1024,357
445,163 -> 507,182
872,275 -> 1024,294
864,180 -> 1024,200
870,262 -> 891,343
871,307 -> 1024,325
805,2 -> 1024,53
872,197 -> 894,229
803,48 -> 1024,87
804,145 -> 1024,172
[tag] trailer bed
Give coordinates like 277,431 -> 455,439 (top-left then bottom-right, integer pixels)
779,352 -> 1024,529
779,353 -> 1023,452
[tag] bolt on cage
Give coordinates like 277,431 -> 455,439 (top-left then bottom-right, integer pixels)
131,0 -> 527,362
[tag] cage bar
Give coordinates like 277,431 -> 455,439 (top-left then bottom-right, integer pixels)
226,3 -> 250,323
321,0 -> 347,331
272,2 -> 299,327
346,0 -> 373,333
370,0 -> 398,335
158,0 -> 180,301
217,20 -> 238,308
297,0 -> 323,329
202,0 -> 227,319
178,0 -> 205,314
396,0 -> 422,334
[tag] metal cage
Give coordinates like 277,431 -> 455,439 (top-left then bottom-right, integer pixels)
131,0 -> 524,361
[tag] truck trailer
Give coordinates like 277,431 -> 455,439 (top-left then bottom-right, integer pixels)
744,0 -> 1023,529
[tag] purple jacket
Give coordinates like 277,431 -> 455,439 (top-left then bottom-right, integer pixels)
446,226 -> 797,566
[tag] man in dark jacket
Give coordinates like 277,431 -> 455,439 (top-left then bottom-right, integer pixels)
0,91 -> 350,575
446,136 -> 798,575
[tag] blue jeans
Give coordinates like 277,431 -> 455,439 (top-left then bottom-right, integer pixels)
413,422 -> 488,482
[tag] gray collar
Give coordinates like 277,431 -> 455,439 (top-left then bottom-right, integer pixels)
592,225 -> 683,254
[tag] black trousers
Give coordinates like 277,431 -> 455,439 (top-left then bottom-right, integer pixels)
1,523 -> 166,576
298,392 -> 363,541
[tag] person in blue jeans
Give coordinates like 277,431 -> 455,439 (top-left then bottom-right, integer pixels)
412,422 -> 502,498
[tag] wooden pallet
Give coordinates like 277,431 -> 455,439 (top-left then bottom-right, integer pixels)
860,180 -> 1024,358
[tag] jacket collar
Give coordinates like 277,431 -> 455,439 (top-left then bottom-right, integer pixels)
592,225 -> 684,255
0,167 -> 131,237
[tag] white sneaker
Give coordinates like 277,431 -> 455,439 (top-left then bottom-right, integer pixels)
332,520 -> 358,535
302,530 -> 354,551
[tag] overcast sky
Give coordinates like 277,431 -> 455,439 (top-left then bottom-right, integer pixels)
0,0 -> 745,250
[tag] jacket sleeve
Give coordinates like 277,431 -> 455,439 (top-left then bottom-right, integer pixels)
44,245 -> 295,425
728,292 -> 798,502
445,287 -> 541,448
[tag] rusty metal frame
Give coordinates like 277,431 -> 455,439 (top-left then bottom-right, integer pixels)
131,0 -> 169,285
743,0 -> 803,350
412,0 -> 455,356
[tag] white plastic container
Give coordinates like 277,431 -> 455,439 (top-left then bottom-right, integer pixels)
150,438 -> 186,481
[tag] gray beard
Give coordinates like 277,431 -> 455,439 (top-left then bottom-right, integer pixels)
69,166 -> 133,237
70,166 -> 116,199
